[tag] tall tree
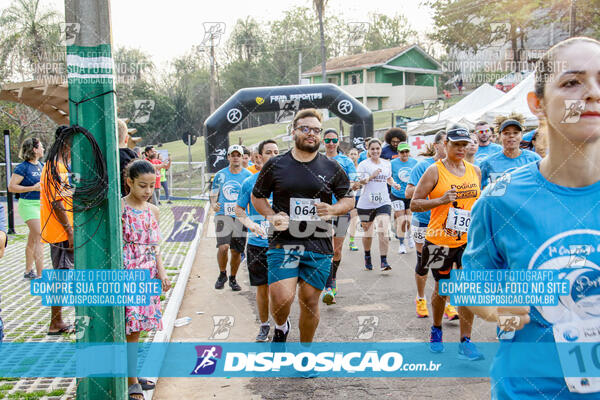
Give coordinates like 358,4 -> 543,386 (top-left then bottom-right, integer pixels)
313,0 -> 328,83
227,17 -> 266,64
0,0 -> 62,81
427,0 -> 543,69
362,13 -> 417,52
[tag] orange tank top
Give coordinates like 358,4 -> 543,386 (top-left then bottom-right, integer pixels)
425,160 -> 480,248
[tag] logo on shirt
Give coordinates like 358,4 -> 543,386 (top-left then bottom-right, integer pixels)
529,230 -> 600,324
397,168 -> 411,183
222,181 -> 242,201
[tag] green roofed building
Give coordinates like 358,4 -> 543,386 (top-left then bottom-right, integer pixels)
302,44 -> 443,111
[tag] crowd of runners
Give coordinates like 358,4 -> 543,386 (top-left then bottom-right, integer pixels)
209,37 -> 600,398
0,35 -> 595,400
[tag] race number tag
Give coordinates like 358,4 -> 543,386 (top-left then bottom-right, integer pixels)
553,318 -> 600,393
224,202 -> 237,216
392,200 -> 405,211
259,220 -> 270,238
370,192 -> 384,204
446,208 -> 471,233
290,198 -> 319,221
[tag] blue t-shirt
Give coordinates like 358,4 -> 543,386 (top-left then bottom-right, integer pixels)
408,157 -> 435,224
13,161 -> 43,200
480,149 -> 542,188
358,150 -> 367,165
380,144 -> 398,160
237,173 -> 269,248
331,154 -> 356,204
212,167 -> 252,217
463,162 -> 600,400
474,142 -> 502,164
391,157 -> 418,198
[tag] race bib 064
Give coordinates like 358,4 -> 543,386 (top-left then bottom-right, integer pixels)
290,198 -> 320,221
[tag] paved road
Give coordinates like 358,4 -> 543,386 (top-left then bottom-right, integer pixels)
155,226 -> 498,400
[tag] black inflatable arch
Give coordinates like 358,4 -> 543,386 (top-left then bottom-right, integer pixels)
203,83 -> 374,173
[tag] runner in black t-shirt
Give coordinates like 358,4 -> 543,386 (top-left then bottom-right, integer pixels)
252,108 -> 353,344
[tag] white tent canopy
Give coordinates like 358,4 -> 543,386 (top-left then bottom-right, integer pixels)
459,73 -> 539,128
407,83 -> 504,136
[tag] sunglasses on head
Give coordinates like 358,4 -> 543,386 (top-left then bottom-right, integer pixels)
323,138 -> 339,144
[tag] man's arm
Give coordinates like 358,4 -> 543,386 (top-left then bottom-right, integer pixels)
405,184 -> 415,199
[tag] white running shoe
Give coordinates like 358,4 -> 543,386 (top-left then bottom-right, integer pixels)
398,243 -> 407,254
407,235 -> 415,249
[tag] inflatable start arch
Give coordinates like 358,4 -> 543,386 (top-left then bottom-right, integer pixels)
204,84 -> 374,173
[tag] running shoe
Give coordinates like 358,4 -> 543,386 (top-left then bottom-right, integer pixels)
272,320 -> 290,343
365,255 -> 373,270
381,260 -> 392,271
256,324 -> 270,342
23,270 -> 37,279
322,288 -> 336,305
397,243 -> 407,254
444,304 -> 459,321
214,273 -> 227,289
229,276 -> 242,291
429,326 -> 444,353
458,338 -> 484,361
407,235 -> 415,249
415,297 -> 429,318
349,241 -> 359,251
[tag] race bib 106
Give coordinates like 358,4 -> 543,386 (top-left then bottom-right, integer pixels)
370,192 -> 384,204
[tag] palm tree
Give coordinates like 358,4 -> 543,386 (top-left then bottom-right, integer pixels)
313,0 -> 328,84
0,0 -> 62,81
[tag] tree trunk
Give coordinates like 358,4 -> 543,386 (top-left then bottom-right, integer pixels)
509,24 -> 519,72
318,8 -> 326,84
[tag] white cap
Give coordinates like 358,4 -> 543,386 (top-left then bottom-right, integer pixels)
228,144 -> 244,155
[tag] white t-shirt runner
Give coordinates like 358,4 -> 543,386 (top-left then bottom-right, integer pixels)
356,158 -> 392,209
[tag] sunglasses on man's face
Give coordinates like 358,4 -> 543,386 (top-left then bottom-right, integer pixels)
323,138 -> 339,144
296,126 -> 322,135
476,129 -> 491,135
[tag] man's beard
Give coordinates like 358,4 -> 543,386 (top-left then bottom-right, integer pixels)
295,136 -> 320,153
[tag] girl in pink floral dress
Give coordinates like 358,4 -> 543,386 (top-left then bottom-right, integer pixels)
122,160 -> 171,400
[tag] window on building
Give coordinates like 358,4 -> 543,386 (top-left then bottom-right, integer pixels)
406,72 -> 416,85
349,73 -> 360,85
327,76 -> 338,85
367,71 -> 376,83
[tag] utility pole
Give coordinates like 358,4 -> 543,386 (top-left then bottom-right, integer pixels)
298,52 -> 302,85
569,0 -> 576,37
65,1 -> 126,399
209,34 -> 216,113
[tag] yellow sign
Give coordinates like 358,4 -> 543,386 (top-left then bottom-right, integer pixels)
255,97 -> 265,105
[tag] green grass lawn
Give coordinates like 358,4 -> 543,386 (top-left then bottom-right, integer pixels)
161,95 -> 465,163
